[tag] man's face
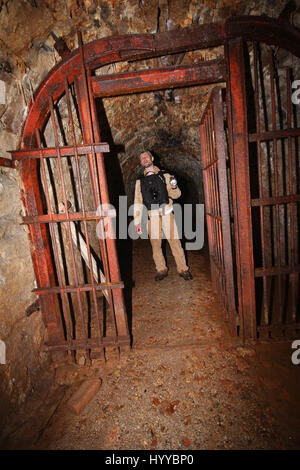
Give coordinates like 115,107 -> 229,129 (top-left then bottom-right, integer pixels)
140,152 -> 153,168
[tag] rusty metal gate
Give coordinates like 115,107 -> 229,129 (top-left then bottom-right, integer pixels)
200,87 -> 238,336
226,37 -> 300,340
11,33 -> 130,361
200,37 -> 299,341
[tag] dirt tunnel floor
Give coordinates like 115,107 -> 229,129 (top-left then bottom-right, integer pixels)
1,240 -> 300,450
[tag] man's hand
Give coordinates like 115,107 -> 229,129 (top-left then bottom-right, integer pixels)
136,224 -> 142,234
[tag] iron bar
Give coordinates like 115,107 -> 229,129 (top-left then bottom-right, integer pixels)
22,210 -> 113,224
249,126 -> 300,142
253,41 -> 269,326
209,107 -> 222,270
269,48 -> 283,323
11,143 -> 109,161
255,264 -> 300,277
251,194 -> 300,206
33,282 -> 124,295
257,323 -> 300,332
205,113 -> 218,272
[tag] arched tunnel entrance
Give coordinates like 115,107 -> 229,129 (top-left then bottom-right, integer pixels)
9,16 -> 300,362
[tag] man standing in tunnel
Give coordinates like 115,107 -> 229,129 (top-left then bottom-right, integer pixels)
133,150 -> 193,281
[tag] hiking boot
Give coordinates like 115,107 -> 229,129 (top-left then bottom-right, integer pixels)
155,270 -> 168,281
179,269 -> 193,281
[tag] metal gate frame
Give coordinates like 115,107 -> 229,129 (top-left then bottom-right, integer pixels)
12,32 -> 132,360
226,37 -> 300,340
1,14 -> 299,349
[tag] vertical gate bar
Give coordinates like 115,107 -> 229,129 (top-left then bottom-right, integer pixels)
286,67 -> 297,321
209,108 -> 220,266
212,87 -> 237,331
64,79 -> 104,348
210,111 -> 218,219
89,134 -> 119,339
253,41 -> 269,327
207,109 -> 219,266
211,160 -> 218,272
225,37 -> 256,340
213,110 -> 224,275
224,47 -> 243,337
214,169 -> 223,273
205,116 -> 217,286
35,129 -> 73,346
215,158 -> 224,273
76,31 -> 129,344
203,120 -> 216,293
87,68 -> 129,342
48,96 -> 93,353
269,49 -> 283,324
200,123 -> 215,290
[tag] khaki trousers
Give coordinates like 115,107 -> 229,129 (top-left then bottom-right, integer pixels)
147,211 -> 188,274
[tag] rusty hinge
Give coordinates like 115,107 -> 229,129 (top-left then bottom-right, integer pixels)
0,157 -> 16,169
